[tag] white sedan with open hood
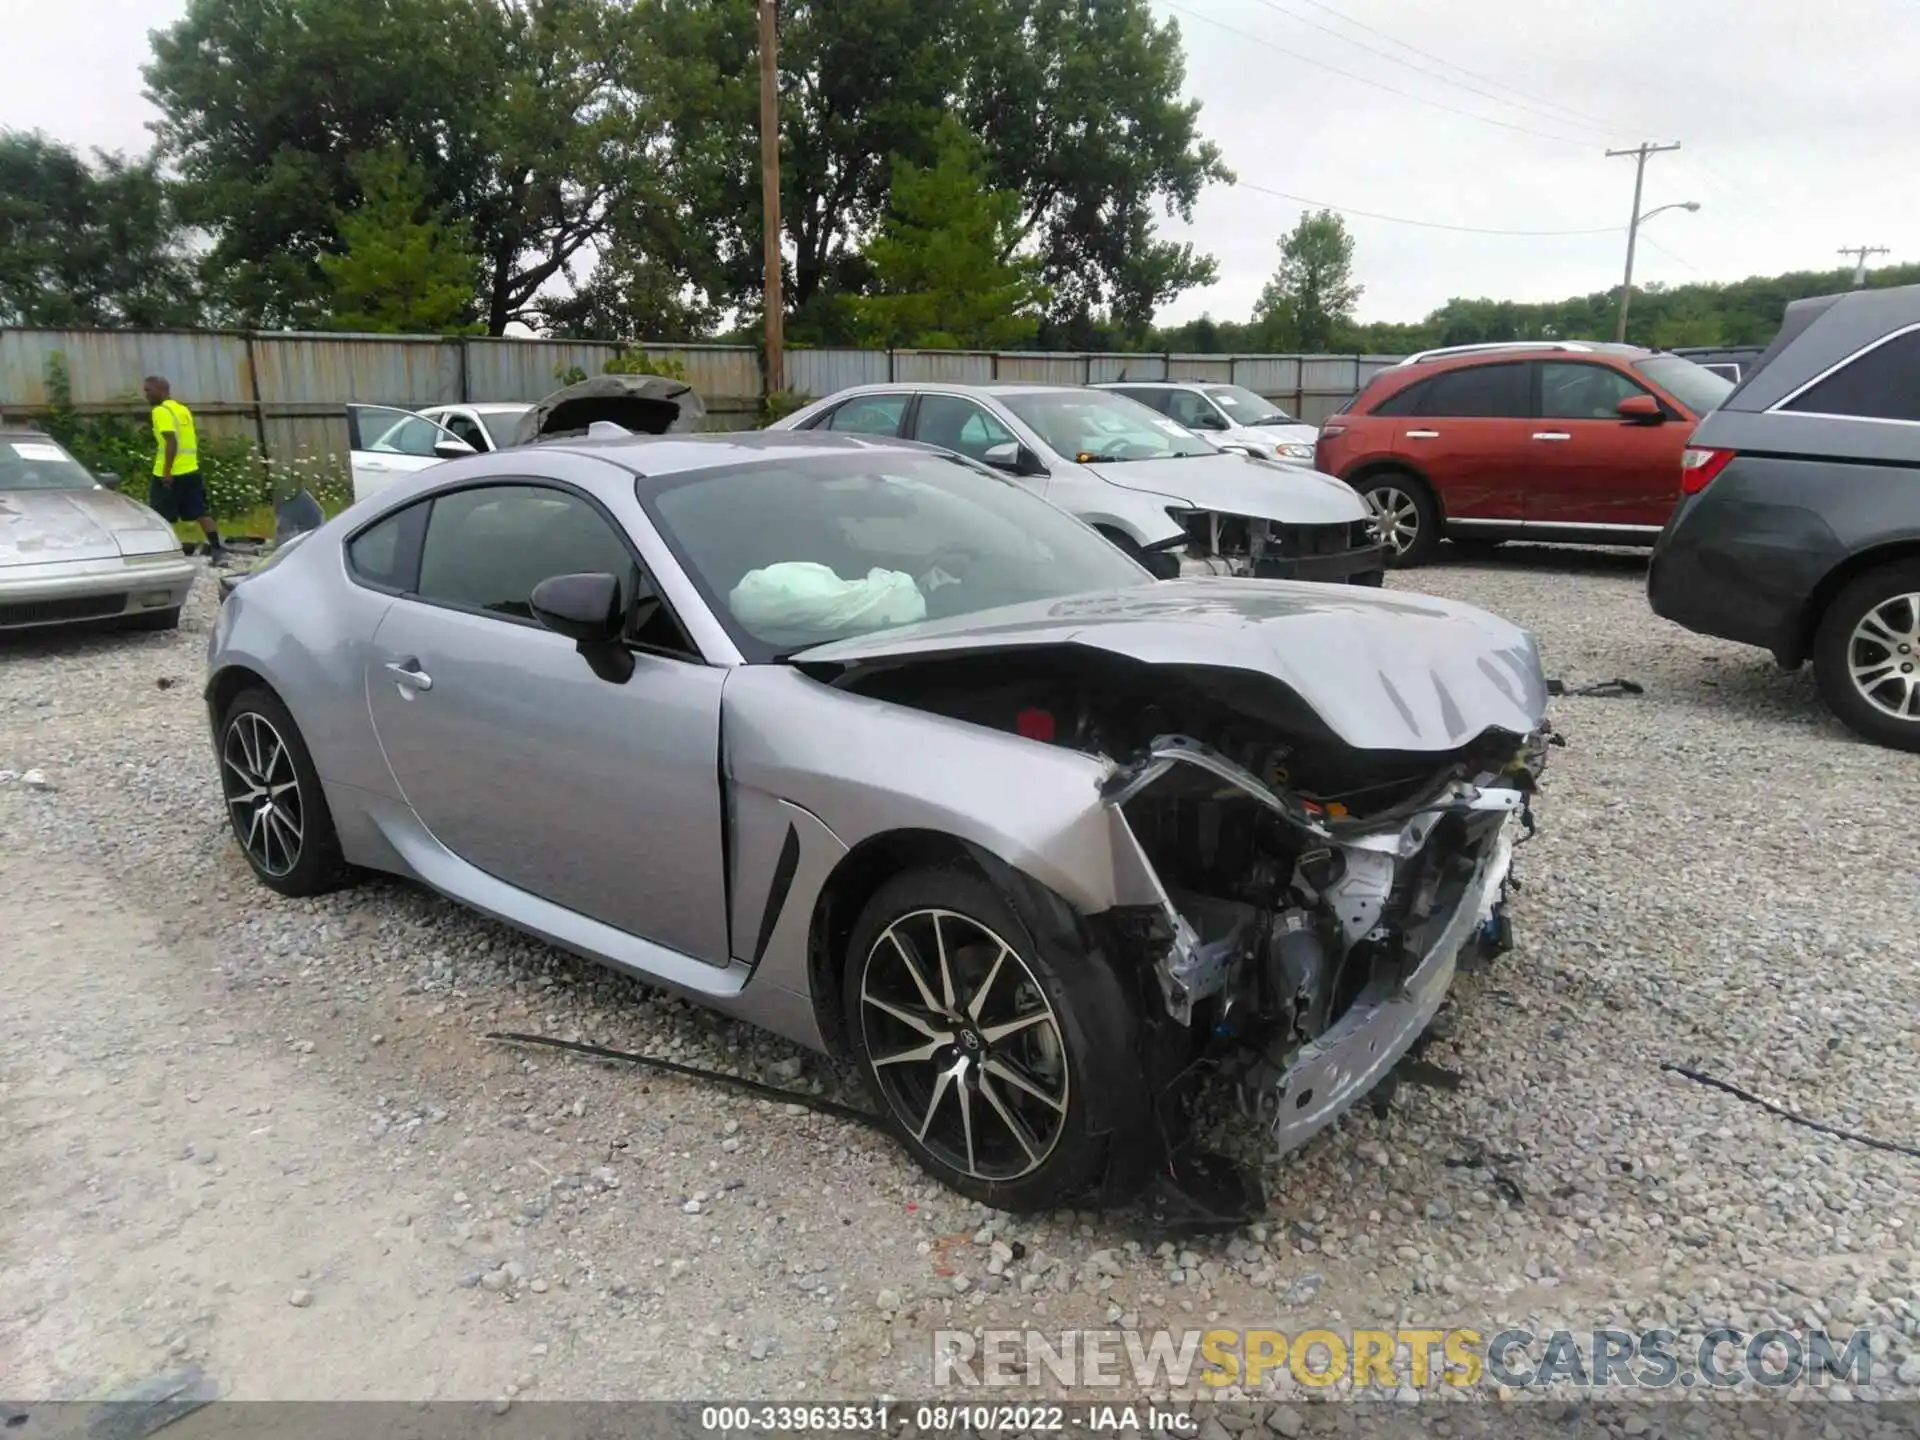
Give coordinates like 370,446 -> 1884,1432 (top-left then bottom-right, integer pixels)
769,383 -> 1385,585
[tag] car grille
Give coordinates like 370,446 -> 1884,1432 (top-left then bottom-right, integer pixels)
1181,514 -> 1374,560
0,592 -> 128,627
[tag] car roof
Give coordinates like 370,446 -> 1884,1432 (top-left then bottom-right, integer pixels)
1089,380 -> 1228,389
533,427 -> 957,485
823,381 -> 1087,399
1395,341 -> 1649,369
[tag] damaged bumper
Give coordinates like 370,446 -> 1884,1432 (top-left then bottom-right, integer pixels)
1261,813 -> 1515,1153
1165,513 -> 1387,586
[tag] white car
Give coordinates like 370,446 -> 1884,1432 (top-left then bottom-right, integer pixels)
346,405 -> 477,503
1092,381 -> 1321,463
769,382 -> 1384,584
417,403 -> 535,454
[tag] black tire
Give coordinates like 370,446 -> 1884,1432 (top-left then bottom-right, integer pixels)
1812,560 -> 1920,752
217,686 -> 354,896
842,864 -> 1154,1211
123,606 -> 181,632
1355,470 -> 1440,568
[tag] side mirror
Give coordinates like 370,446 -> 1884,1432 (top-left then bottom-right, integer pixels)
96,472 -> 123,490
982,441 -> 1045,477
433,437 -> 478,459
1616,394 -> 1665,424
1189,412 -> 1229,431
531,571 -> 635,683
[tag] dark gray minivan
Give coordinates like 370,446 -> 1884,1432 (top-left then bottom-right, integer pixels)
1648,284 -> 1920,750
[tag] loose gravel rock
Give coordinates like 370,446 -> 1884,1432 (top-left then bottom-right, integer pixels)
1,550 -> 1916,1403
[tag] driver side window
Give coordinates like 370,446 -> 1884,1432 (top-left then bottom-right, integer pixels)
911,394 -> 1017,461
375,415 -> 450,457
409,482 -> 696,657
440,413 -> 489,451
1537,363 -> 1648,420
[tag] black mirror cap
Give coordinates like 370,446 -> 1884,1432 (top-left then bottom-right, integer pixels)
433,437 -> 477,459
531,571 -> 625,644
97,472 -> 123,490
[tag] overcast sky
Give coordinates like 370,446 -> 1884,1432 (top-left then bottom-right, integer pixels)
5,0 -> 1916,328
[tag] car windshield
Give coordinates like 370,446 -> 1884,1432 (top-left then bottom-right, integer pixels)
998,389 -> 1218,462
477,409 -> 527,449
0,436 -> 95,491
645,452 -> 1153,661
1206,385 -> 1296,425
1635,356 -> 1735,415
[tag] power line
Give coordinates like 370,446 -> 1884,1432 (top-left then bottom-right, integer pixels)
1638,235 -> 1703,275
1160,1 -> 1590,147
1255,0 -> 1642,137
1236,180 -> 1622,236
1243,0 -> 1624,139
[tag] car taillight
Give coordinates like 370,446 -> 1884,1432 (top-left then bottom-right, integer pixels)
1680,446 -> 1735,495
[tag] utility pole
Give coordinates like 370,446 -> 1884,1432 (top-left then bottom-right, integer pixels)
758,0 -> 784,396
1837,245 -> 1890,288
1608,141 -> 1682,342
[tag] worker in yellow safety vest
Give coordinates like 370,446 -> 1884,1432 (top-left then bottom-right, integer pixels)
142,374 -> 228,565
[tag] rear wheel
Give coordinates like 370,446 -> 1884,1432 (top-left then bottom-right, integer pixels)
1813,560 -> 1920,752
1356,472 -> 1439,568
218,687 -> 354,895
842,865 -> 1152,1211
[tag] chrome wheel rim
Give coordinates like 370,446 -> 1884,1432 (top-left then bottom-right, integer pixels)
1365,485 -> 1421,556
859,909 -> 1069,1182
1846,590 -> 1920,721
221,712 -> 304,877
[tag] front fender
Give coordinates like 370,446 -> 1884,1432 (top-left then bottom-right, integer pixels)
720,665 -> 1161,917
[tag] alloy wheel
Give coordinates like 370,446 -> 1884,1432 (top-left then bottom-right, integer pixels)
858,909 -> 1069,1182
221,711 -> 305,877
1365,485 -> 1421,558
1846,590 -> 1920,721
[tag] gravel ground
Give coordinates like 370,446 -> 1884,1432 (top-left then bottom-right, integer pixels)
2,544 -> 1917,1410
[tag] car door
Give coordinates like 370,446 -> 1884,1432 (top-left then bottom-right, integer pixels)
359,476 -> 730,964
347,406 -> 466,503
1393,361 -> 1533,521
1527,361 -> 1681,529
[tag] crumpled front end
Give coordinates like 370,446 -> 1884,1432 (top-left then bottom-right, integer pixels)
1100,722 -> 1552,1157
1169,510 -> 1387,587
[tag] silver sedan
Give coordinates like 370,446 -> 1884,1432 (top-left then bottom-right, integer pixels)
208,431 -> 1551,1212
1,429 -> 196,632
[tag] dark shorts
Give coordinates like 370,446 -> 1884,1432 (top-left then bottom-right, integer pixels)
148,473 -> 208,523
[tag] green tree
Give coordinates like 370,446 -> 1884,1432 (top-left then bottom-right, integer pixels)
637,0 -> 1227,335
146,0 -> 664,333
317,150 -> 482,333
1253,210 -> 1363,351
0,131 -> 200,326
849,119 -> 1049,349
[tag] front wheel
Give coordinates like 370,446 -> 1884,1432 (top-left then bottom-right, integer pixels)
1357,473 -> 1439,568
1812,560 -> 1920,752
842,865 -> 1152,1211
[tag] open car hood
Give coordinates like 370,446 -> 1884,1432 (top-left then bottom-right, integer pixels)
1082,453 -> 1365,525
511,374 -> 705,446
791,578 -> 1547,752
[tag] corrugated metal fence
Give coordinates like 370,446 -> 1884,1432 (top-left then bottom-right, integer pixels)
0,327 -> 1402,460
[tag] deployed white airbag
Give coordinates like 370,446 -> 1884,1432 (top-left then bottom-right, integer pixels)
729,561 -> 927,634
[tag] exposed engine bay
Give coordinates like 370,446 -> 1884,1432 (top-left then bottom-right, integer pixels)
822,645 -> 1553,1166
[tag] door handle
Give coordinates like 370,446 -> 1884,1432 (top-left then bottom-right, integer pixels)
1404,429 -> 1440,439
1532,432 -> 1572,441
385,660 -> 432,691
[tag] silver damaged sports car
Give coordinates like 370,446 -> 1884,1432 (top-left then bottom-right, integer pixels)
207,431 -> 1552,1212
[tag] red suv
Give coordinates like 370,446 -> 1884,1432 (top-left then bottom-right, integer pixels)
1315,342 -> 1735,566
